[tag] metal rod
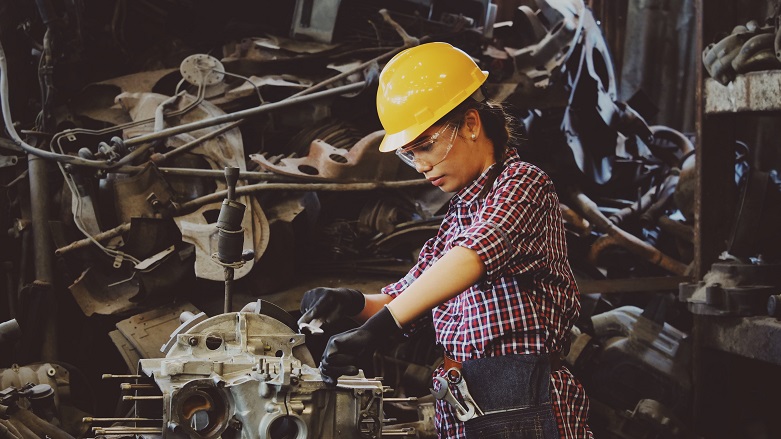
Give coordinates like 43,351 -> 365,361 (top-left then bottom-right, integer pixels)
93,429 -> 163,434
383,397 -> 419,403
119,383 -> 155,390
84,417 -> 162,423
222,166 -> 240,314
157,120 -> 244,163
177,179 -> 428,215
121,81 -> 365,149
289,37 -> 428,99
122,395 -> 163,401
55,223 -> 131,256
224,266 -> 234,314
113,165 -> 295,182
102,374 -> 142,379
381,428 -> 416,436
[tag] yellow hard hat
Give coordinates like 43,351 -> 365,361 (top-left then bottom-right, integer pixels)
376,42 -> 489,152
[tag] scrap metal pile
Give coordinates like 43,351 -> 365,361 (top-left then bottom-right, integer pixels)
0,1 -> 708,438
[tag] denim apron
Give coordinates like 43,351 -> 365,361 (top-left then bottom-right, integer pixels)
460,354 -> 560,439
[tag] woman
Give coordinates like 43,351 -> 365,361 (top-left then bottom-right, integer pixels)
298,42 -> 593,439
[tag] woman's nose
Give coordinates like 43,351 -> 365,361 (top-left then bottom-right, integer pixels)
414,160 -> 432,173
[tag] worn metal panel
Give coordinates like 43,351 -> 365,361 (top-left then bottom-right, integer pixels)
704,71 -> 781,113
697,316 -> 781,365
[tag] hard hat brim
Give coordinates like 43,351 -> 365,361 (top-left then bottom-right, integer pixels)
378,70 -> 489,153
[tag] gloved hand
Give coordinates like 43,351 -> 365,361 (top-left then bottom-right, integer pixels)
320,306 -> 401,385
297,287 -> 365,331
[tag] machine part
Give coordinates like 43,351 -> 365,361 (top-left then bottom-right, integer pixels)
137,310 -> 385,439
67,267 -> 140,316
568,189 -> 688,275
0,154 -> 18,167
587,306 -> 691,415
213,167 -> 252,313
179,196 -> 268,281
0,319 -> 21,349
731,32 -> 780,74
680,260 -> 781,316
111,164 -> 179,222
179,54 -> 225,87
112,302 -> 203,372
590,398 -> 695,439
0,363 -> 70,412
251,131 -> 402,181
727,169 -> 781,261
506,0 -> 583,89
113,91 -> 269,281
0,404 -> 75,439
64,218 -> 195,316
702,23 -> 773,85
291,0 -> 343,43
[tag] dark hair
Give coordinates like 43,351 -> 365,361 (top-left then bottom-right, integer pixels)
436,96 -> 523,197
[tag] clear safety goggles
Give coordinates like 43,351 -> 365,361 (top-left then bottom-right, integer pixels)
395,122 -> 460,168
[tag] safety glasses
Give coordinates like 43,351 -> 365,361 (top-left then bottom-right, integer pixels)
395,122 -> 460,168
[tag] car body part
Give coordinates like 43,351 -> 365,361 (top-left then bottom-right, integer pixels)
585,306 -> 691,416
251,130 -> 402,182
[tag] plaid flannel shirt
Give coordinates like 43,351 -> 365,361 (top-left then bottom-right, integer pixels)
382,148 -> 593,439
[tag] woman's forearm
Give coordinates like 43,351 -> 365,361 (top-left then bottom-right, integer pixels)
356,293 -> 394,321
386,246 -> 485,325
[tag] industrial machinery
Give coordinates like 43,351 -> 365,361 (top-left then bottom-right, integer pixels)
102,307 -> 395,439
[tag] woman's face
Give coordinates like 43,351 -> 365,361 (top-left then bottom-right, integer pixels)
399,118 -> 496,193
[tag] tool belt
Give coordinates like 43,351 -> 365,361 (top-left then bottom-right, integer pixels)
437,353 -> 560,416
444,351 -> 562,373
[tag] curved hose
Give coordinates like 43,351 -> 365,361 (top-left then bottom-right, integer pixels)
0,39 -> 112,167
569,189 -> 688,275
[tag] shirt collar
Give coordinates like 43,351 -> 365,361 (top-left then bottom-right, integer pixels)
453,147 -> 520,204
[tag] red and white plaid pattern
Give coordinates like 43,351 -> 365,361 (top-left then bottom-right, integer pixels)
382,149 -> 593,439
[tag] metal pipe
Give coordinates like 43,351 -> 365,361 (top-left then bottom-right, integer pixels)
569,189 -> 688,275
122,395 -> 163,401
102,374 -> 142,379
119,383 -> 156,391
155,120 -> 244,163
115,165 -> 294,181
120,81 -> 365,150
54,223 -> 131,256
177,179 -> 428,214
289,36 -> 428,100
83,417 -> 161,423
27,154 -> 56,361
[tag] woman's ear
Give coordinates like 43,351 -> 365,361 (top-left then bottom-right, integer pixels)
463,109 -> 481,139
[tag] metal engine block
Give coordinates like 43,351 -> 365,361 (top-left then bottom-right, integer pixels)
135,310 -> 385,439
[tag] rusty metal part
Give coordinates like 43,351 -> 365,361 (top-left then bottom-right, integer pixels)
112,302 -> 202,372
177,178 -> 428,215
116,81 -> 364,152
702,25 -> 769,85
115,91 -> 267,281
657,216 -> 693,244
380,9 -> 419,46
568,189 -> 688,275
251,131 -> 401,181
731,32 -> 778,74
54,223 -> 131,256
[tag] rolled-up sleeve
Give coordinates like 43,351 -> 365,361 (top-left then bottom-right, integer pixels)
451,169 -> 552,281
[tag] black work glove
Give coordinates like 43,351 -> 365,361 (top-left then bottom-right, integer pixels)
320,306 -> 401,385
297,287 -> 365,330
